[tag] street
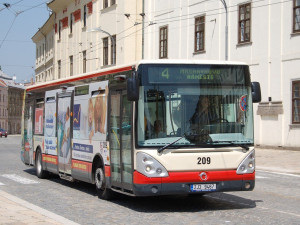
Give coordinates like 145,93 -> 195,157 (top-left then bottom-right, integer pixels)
0,136 -> 300,224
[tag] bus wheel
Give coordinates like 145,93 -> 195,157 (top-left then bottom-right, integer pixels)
95,163 -> 114,200
36,150 -> 48,179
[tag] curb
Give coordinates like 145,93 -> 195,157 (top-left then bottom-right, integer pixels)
0,190 -> 80,225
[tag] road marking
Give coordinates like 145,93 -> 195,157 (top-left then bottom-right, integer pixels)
256,170 -> 300,178
1,174 -> 39,184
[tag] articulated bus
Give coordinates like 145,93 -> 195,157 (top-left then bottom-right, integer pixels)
21,60 -> 261,199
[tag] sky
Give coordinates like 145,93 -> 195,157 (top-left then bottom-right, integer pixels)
0,0 -> 50,83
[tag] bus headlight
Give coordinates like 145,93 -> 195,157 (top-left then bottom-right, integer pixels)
237,149 -> 255,174
137,152 -> 169,177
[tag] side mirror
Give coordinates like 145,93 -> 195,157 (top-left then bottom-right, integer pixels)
251,82 -> 261,103
127,71 -> 139,101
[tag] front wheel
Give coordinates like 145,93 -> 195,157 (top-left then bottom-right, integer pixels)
36,150 -> 48,179
95,163 -> 114,200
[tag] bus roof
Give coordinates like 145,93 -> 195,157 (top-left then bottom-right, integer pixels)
27,59 -> 248,92
137,59 -> 248,66
26,63 -> 134,92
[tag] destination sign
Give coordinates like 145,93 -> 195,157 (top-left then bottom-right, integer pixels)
146,65 -> 247,85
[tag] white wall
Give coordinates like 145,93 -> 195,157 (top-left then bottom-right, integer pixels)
144,0 -> 300,147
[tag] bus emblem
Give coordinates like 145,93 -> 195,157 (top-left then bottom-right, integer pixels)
199,172 -> 208,181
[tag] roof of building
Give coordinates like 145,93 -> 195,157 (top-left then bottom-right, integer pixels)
0,70 -> 12,80
0,70 -> 25,90
0,79 -> 7,87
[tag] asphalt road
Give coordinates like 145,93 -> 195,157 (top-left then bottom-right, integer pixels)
0,135 -> 299,224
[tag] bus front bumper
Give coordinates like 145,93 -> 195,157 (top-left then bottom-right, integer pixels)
133,170 -> 255,196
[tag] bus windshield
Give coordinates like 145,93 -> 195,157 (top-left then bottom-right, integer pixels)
136,64 -> 254,148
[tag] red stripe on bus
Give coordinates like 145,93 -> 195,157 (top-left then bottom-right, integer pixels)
133,170 -> 255,184
105,166 -> 111,177
133,171 -> 162,184
42,154 -> 58,165
72,160 -> 92,172
27,66 -> 132,91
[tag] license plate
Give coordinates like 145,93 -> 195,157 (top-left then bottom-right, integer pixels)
191,183 -> 216,192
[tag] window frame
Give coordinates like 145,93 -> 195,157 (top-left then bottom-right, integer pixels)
194,15 -> 205,52
58,60 -> 61,79
159,26 -> 168,59
70,13 -> 73,34
70,55 -> 73,76
103,37 -> 109,66
293,0 -> 300,33
58,21 -> 62,40
238,3 -> 251,44
83,5 -> 87,28
103,0 -> 109,9
292,80 -> 300,124
82,50 -> 87,73
111,35 -> 116,65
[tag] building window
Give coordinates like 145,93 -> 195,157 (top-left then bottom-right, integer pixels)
103,0 -> 108,8
70,13 -> 73,34
111,0 -> 116,5
70,56 -> 73,76
238,3 -> 251,43
111,35 -> 116,65
83,50 -> 87,73
292,81 -> 300,124
293,0 -> 300,33
195,16 -> 205,52
59,21 -> 62,40
103,37 -> 108,66
159,26 -> 168,59
58,60 -> 61,79
83,5 -> 87,27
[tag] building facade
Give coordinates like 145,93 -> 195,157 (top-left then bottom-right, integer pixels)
0,72 -> 8,131
143,0 -> 300,148
33,0 -> 300,148
7,85 -> 24,134
33,0 -> 143,84
32,14 -> 55,83
0,69 -> 24,134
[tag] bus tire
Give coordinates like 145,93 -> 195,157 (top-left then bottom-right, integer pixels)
36,150 -> 48,179
95,162 -> 114,200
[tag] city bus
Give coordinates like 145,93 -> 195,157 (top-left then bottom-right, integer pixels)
21,60 -> 261,200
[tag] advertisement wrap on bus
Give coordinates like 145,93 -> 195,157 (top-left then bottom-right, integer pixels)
21,60 -> 261,200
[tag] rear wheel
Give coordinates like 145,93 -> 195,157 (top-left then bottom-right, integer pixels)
95,162 -> 114,200
36,150 -> 48,179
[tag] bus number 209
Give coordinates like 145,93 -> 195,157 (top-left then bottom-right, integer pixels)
197,157 -> 211,165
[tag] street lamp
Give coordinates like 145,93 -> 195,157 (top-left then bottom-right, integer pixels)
220,0 -> 228,61
87,27 -> 116,65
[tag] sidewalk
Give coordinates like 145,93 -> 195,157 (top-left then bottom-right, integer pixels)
0,190 -> 79,225
255,147 -> 300,175
1,147 -> 299,224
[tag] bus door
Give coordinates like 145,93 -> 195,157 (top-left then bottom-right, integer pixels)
24,99 -> 34,166
57,91 -> 73,174
109,88 -> 133,192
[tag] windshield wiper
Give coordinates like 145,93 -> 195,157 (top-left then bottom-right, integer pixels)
157,135 -> 186,154
211,141 -> 250,150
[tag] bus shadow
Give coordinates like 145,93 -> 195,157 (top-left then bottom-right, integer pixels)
110,193 -> 257,213
23,168 -> 258,212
